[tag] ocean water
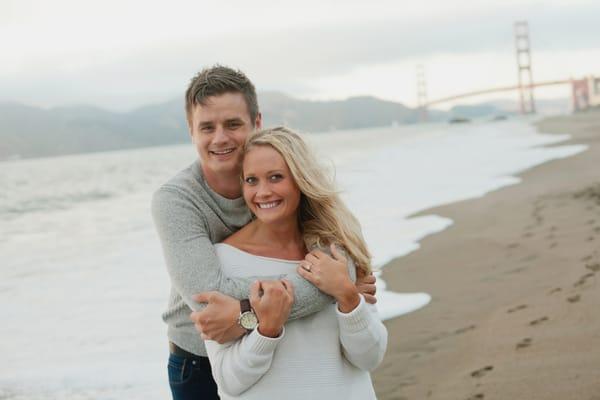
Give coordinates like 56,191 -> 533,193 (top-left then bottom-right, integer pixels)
0,119 -> 587,399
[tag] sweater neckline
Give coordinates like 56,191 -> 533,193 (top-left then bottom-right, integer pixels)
216,243 -> 304,264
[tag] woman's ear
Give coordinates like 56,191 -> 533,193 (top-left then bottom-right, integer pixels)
254,113 -> 263,129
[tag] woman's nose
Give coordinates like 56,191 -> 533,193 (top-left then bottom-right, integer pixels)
256,182 -> 272,197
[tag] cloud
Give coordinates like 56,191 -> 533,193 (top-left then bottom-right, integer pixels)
1,0 -> 598,109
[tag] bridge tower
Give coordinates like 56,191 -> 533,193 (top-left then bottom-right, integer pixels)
514,21 -> 535,114
416,64 -> 428,122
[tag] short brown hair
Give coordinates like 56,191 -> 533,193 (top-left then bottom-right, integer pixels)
185,65 -> 259,126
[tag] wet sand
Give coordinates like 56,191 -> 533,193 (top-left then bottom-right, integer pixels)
373,111 -> 600,400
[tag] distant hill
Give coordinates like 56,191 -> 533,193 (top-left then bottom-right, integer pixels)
0,99 -> 189,160
0,93 -> 430,160
0,93 -> 569,160
448,98 -> 571,119
260,92 -> 424,131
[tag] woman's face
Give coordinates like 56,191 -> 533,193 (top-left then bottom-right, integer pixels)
242,145 -> 301,226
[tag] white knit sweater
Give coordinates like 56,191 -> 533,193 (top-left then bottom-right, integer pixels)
205,243 -> 388,400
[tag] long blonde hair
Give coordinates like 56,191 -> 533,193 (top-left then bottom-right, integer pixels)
243,127 -> 372,274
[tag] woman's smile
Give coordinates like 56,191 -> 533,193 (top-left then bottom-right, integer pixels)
256,200 -> 283,209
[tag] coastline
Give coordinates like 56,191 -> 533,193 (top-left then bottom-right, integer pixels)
373,111 -> 600,399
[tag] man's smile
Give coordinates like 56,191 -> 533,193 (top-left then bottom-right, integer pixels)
209,148 -> 236,156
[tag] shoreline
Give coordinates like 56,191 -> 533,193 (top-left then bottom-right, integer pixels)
373,111 -> 600,399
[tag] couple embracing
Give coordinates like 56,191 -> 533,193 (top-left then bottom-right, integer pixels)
152,65 -> 388,400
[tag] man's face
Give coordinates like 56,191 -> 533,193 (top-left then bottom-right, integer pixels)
188,92 -> 261,177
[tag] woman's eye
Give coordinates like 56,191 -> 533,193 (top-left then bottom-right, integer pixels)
269,174 -> 283,182
244,177 -> 257,185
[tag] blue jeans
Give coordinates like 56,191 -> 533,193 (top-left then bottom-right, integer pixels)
168,353 -> 220,400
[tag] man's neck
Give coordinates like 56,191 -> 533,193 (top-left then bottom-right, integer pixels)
201,164 -> 242,199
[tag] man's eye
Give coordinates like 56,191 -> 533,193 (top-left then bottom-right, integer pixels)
201,126 -> 214,133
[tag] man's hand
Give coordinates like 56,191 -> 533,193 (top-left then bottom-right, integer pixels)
250,280 -> 294,338
356,270 -> 378,304
190,292 -> 245,344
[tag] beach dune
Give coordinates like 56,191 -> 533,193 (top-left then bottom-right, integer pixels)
373,111 -> 600,400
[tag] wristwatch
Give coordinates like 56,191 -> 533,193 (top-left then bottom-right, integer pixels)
238,299 -> 258,331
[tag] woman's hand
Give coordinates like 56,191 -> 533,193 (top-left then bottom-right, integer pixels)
250,279 -> 294,338
356,270 -> 378,304
297,244 -> 360,313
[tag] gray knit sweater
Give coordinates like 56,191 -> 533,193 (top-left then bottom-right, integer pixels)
151,160 -> 332,356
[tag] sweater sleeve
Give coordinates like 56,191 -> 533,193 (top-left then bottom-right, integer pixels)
204,328 -> 285,396
336,295 -> 388,371
151,187 -> 333,318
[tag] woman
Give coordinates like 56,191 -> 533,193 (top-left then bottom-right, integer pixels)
205,127 -> 387,399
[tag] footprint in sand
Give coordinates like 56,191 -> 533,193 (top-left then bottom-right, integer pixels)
516,338 -> 532,350
520,254 -> 537,262
454,325 -> 477,335
529,316 -> 549,326
522,232 -> 534,238
507,304 -> 528,313
535,217 -> 543,225
574,273 -> 595,288
548,287 -> 562,295
470,365 -> 493,378
549,242 -> 558,249
585,263 -> 600,272
582,255 -> 594,262
567,294 -> 581,303
507,266 -> 527,274
588,236 -> 595,242
466,393 -> 485,400
507,243 -> 519,249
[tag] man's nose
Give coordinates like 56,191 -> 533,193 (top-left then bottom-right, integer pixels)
212,125 -> 229,144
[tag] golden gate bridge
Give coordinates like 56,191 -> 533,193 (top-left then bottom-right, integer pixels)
416,21 -> 600,120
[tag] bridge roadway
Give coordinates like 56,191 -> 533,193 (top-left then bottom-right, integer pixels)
426,79 -> 570,107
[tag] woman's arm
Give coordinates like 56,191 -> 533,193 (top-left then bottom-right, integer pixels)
297,245 -> 388,371
205,280 -> 293,396
336,295 -> 388,371
205,328 -> 284,396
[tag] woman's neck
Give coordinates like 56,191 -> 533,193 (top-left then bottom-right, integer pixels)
229,217 -> 306,260
254,218 -> 303,247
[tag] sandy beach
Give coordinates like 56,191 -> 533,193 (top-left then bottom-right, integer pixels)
373,111 -> 600,400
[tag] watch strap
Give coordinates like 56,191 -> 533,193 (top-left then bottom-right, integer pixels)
240,299 -> 251,313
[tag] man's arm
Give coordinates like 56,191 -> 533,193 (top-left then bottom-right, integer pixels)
152,187 -> 333,316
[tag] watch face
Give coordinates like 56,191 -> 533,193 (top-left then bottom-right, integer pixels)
240,311 -> 258,330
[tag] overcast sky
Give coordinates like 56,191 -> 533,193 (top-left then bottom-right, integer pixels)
1,0 -> 599,111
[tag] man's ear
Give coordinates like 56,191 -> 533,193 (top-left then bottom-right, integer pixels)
255,112 -> 263,129
187,123 -> 195,143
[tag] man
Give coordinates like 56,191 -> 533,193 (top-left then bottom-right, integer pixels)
152,65 -> 377,400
